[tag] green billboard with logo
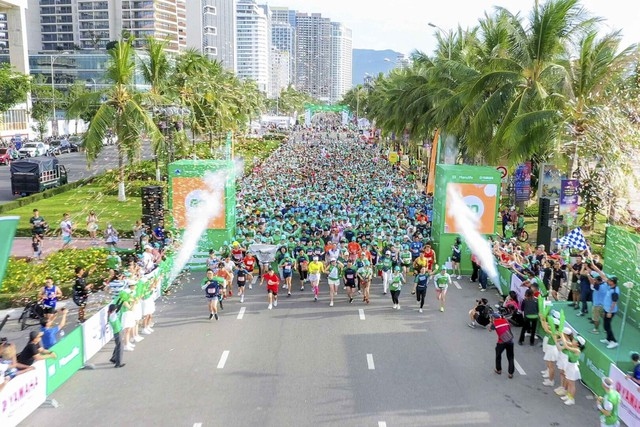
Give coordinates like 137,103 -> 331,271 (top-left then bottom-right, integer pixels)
46,326 -> 84,395
167,160 -> 236,269
431,165 -> 501,274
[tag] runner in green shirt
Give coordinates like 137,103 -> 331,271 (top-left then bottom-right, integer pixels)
399,245 -> 412,276
389,266 -> 405,309
433,266 -> 451,312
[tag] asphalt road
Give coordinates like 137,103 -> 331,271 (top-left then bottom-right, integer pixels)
0,145 -> 153,204
21,274 -> 601,427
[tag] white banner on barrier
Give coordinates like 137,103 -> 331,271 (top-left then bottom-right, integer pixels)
82,305 -> 113,363
510,273 -> 526,302
609,363 -> 640,427
0,360 -> 46,427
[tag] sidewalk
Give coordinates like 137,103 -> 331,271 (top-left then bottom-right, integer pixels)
10,237 -> 136,258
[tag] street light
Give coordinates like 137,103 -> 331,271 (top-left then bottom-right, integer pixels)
50,52 -> 69,137
428,22 -> 452,60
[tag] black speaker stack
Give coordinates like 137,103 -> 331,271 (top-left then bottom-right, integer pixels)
141,185 -> 164,229
536,197 -> 559,250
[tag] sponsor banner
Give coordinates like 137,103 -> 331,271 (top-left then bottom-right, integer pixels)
171,177 -> 226,230
82,305 -> 113,363
559,179 -> 580,227
445,183 -> 499,234
497,265 -> 512,295
577,339 -> 611,396
538,163 -> 563,200
46,326 -> 84,395
610,363 -> 640,426
0,361 -> 46,427
514,162 -> 532,202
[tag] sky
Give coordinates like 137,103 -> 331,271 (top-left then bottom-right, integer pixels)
267,0 -> 640,56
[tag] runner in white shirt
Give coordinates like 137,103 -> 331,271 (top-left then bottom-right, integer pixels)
433,265 -> 452,312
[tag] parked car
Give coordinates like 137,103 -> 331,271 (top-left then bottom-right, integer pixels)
47,138 -> 78,155
0,147 -> 18,165
18,142 -> 49,158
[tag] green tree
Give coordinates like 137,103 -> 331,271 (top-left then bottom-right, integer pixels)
29,76 -> 60,141
68,37 -> 162,201
0,64 -> 30,113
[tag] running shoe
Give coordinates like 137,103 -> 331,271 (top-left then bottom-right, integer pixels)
480,289 -> 486,292
329,301 -> 334,307
564,398 -> 575,406
209,313 -> 213,320
314,296 -> 317,302
268,303 -> 273,310
589,329 -> 599,334
543,380 -> 554,386
219,300 -> 224,310
440,307 -> 444,312
600,339 -> 610,344
214,313 -> 219,320
240,295 -> 244,303
274,300 -> 278,307
287,292 -> 291,297
419,309 -> 423,313
349,297 -> 353,304
606,342 -> 619,349
467,323 -> 475,328
300,286 -> 304,291
457,275 -> 461,279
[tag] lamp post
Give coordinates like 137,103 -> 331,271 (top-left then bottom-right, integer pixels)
428,22 -> 452,60
50,52 -> 69,137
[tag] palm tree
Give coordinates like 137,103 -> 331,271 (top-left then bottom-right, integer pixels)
560,29 -> 638,172
453,0 -> 594,164
68,37 -> 162,201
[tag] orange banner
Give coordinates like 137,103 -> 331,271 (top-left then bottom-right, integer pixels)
426,129 -> 440,195
172,177 -> 226,229
445,183 -> 498,234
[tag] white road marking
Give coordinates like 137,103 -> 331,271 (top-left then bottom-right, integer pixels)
367,354 -> 375,370
217,351 -> 230,369
237,307 -> 246,320
193,423 -> 202,427
378,422 -> 387,427
359,309 -> 365,320
585,395 -> 594,400
453,280 -> 462,290
514,359 -> 526,376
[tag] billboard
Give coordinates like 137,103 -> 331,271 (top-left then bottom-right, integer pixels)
432,165 -> 502,274
444,183 -> 499,235
171,177 -> 226,230
559,179 -> 580,226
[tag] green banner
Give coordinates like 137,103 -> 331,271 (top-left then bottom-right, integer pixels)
579,342 -> 611,396
0,216 -> 19,290
46,326 -> 84,395
304,103 -> 350,113
603,226 -> 640,329
497,265 -> 513,296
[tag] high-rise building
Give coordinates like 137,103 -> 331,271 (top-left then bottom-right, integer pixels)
236,0 -> 269,94
26,0 -> 187,53
330,22 -> 352,103
270,6 -> 295,81
295,12 -> 332,102
269,48 -> 289,99
185,0 -> 237,71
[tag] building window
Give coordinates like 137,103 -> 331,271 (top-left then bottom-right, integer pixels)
204,6 -> 216,15
204,46 -> 217,55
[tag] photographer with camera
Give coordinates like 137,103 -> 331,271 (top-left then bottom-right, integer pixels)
468,298 -> 491,329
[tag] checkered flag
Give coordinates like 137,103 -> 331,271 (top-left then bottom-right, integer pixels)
557,227 -> 588,251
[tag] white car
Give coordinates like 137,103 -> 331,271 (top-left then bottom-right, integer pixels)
18,142 -> 49,158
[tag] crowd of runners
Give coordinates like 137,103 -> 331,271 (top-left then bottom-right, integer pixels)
199,126 -> 460,315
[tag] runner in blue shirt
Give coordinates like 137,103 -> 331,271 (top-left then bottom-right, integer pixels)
202,269 -> 222,320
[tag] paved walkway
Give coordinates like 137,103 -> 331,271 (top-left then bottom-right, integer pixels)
10,236 -> 136,258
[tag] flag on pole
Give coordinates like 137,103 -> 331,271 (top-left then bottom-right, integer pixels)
557,227 -> 589,251
425,129 -> 440,195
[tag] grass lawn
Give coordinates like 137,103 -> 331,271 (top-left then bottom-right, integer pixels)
7,183 -> 142,237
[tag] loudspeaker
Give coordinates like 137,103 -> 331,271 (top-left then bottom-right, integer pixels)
536,225 -> 552,251
538,197 -> 559,227
141,186 -> 164,228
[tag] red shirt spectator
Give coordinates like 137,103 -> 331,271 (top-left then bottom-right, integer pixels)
493,317 -> 512,343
